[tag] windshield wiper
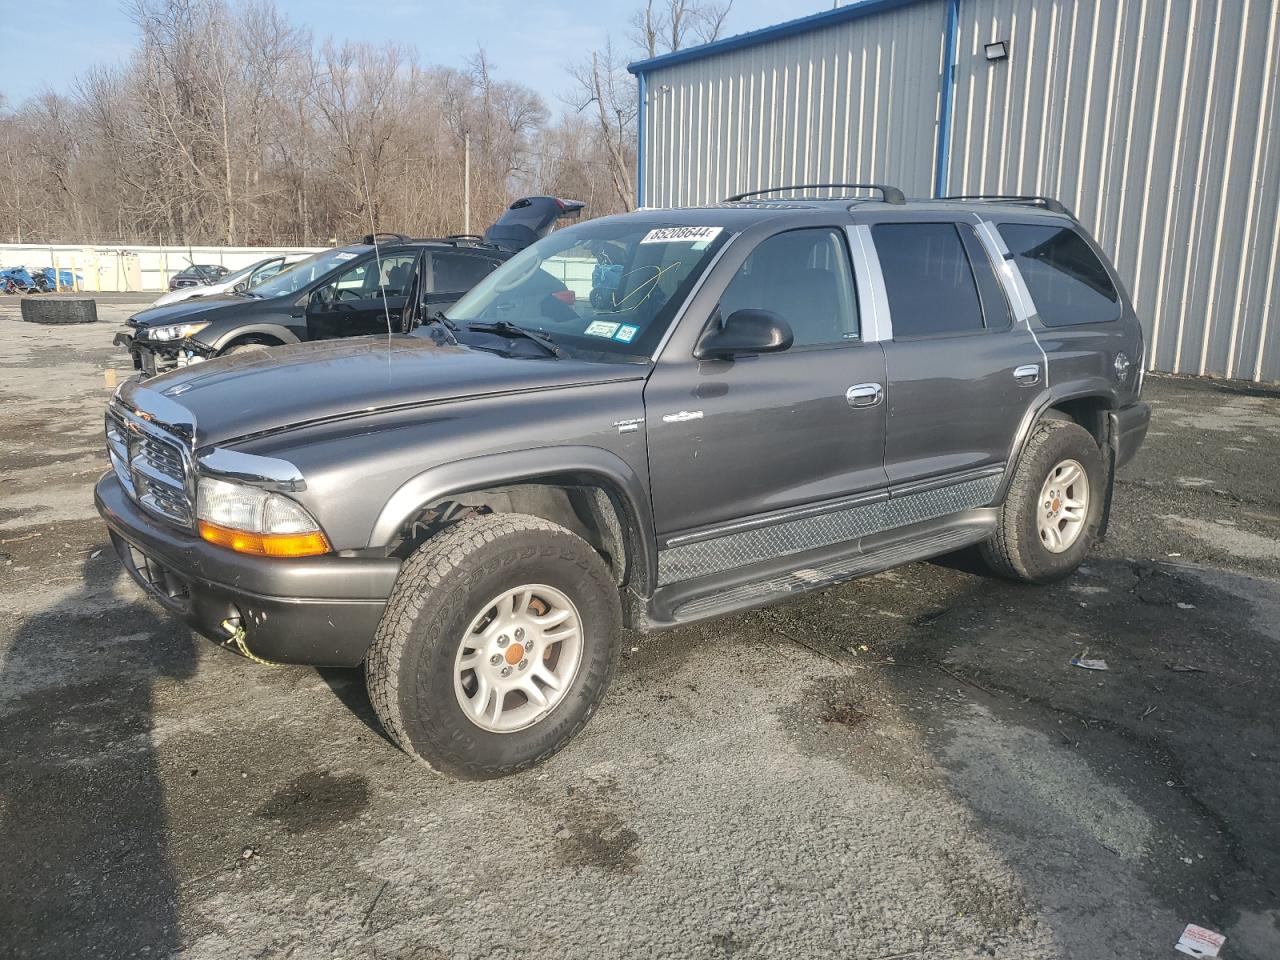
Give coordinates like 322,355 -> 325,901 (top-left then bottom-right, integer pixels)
430,310 -> 459,333
467,320 -> 564,358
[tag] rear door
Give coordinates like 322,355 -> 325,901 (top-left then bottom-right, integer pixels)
644,226 -> 889,550
423,250 -> 503,314
867,217 -> 1042,486
305,251 -> 416,340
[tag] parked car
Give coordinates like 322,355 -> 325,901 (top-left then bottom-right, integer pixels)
95,185 -> 1149,779
150,255 -> 306,308
118,196 -> 585,376
168,264 -> 230,291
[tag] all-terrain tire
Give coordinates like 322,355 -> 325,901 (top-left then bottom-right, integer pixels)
20,297 -> 97,324
365,513 -> 622,779
980,419 -> 1105,583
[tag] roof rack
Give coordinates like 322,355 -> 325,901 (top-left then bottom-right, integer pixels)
938,194 -> 1074,216
360,232 -> 411,244
407,235 -> 501,250
726,182 -> 906,205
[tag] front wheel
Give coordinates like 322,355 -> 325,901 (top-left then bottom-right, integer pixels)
981,419 -> 1104,583
365,513 -> 622,779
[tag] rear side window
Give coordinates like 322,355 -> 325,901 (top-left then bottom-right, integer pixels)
872,223 -> 985,337
998,223 -> 1120,326
432,253 -> 499,293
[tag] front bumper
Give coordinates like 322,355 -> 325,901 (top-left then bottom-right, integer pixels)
95,472 -> 400,666
1110,401 -> 1151,468
114,332 -> 207,377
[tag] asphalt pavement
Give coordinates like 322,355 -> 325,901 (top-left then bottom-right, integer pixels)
1,301 -> 1277,959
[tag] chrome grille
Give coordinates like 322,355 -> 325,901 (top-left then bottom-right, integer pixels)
105,404 -> 193,527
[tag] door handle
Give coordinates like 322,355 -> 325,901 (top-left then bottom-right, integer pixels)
846,383 -> 883,408
1014,364 -> 1041,385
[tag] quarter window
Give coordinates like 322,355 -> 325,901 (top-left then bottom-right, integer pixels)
718,228 -> 859,347
872,223 -> 985,337
432,253 -> 499,293
998,223 -> 1120,326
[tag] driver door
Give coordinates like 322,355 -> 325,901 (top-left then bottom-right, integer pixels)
306,252 -> 416,340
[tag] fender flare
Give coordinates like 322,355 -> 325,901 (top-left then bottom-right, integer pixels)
999,381 -> 1118,502
206,323 -> 301,352
368,445 -> 658,594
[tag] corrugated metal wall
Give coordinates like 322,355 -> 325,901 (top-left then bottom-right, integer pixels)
948,0 -> 1280,380
637,0 -> 1280,381
641,0 -> 947,207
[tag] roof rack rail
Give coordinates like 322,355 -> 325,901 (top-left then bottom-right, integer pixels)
939,194 -> 1074,216
360,232 -> 411,244
725,182 -> 906,205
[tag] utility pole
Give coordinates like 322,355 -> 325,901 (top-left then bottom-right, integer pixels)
463,133 -> 471,235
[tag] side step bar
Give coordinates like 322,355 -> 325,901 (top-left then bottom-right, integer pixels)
642,510 -> 997,630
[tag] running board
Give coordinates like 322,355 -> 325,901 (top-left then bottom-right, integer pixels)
644,509 -> 997,629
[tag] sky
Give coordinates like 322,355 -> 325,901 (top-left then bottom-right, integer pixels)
0,0 -> 832,112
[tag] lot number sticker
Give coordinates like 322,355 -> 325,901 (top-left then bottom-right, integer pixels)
613,324 -> 640,343
640,226 -> 723,245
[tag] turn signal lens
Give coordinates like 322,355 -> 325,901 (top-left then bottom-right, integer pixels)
196,476 -> 330,557
198,521 -> 330,557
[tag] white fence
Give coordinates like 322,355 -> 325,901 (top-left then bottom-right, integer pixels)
0,242 -> 324,292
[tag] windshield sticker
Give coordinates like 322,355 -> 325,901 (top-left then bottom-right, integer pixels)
640,226 -> 723,246
584,320 -> 621,338
613,324 -> 640,343
334,251 -> 358,261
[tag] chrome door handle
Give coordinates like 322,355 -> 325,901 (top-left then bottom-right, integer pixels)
1014,364 -> 1041,385
846,383 -> 883,408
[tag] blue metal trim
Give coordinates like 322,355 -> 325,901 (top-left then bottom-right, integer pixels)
627,0 -> 930,75
934,0 -> 961,197
636,71 -> 647,208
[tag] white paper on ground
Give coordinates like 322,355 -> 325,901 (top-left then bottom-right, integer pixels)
1174,923 -> 1225,958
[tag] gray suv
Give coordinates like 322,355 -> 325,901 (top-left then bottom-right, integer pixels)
95,185 -> 1150,778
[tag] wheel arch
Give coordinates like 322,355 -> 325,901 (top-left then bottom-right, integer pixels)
369,446 -> 658,597
1000,386 -> 1117,502
207,323 -> 300,352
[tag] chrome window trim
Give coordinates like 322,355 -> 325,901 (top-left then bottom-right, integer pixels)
972,216 -> 1051,389
845,224 -> 893,342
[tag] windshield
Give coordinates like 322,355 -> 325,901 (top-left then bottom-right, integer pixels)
250,247 -> 370,299
442,219 -> 730,361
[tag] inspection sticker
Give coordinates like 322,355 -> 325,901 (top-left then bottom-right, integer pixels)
613,324 -> 640,343
584,320 -> 620,338
1175,924 -> 1225,958
639,226 -> 723,245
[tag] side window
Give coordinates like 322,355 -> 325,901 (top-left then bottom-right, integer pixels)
431,252 -> 500,294
958,225 -> 1013,329
718,228 -> 859,347
998,223 -> 1120,326
871,223 -> 984,337
328,254 -> 415,298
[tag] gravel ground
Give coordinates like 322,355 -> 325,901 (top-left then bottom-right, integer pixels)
1,300 -> 1278,960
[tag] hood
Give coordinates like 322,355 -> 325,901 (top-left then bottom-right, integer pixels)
129,294 -> 257,327
140,335 -> 642,447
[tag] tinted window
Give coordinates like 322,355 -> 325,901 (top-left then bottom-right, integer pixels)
999,223 -> 1119,326
719,228 -> 858,347
432,252 -> 499,293
872,223 -> 984,337
958,225 -> 1012,329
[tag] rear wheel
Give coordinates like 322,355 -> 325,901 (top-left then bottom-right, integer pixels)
981,419 -> 1104,583
365,513 -> 622,779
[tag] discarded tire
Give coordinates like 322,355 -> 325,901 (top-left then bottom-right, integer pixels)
20,298 -> 98,325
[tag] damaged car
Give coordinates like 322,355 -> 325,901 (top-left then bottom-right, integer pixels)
116,197 -> 584,376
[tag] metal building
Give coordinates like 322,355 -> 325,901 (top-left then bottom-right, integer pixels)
629,0 -> 1280,382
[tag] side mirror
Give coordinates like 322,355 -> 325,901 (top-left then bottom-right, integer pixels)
233,280 -> 248,293
694,309 -> 793,360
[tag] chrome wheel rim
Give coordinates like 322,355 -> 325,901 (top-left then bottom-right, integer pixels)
453,584 -> 583,733
1037,458 -> 1089,553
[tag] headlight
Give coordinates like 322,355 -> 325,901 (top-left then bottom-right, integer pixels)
196,476 -> 330,557
147,321 -> 211,342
